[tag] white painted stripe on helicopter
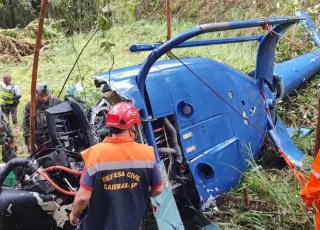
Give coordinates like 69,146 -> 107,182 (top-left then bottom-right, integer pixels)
6,204 -> 12,216
32,192 -> 72,228
53,204 -> 73,228
87,160 -> 155,176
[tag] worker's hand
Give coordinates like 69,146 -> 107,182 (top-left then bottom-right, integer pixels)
69,212 -> 80,226
303,204 -> 312,211
152,205 -> 158,216
0,125 -> 5,133
11,140 -> 17,152
303,203 -> 316,213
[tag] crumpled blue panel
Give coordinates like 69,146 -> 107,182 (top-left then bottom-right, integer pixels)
286,127 -> 313,138
268,116 -> 305,168
151,160 -> 185,230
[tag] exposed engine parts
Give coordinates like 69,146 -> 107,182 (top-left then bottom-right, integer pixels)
0,92 -> 195,230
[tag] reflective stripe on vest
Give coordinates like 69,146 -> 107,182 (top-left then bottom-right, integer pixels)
87,160 -> 155,176
0,83 -> 14,104
311,168 -> 320,179
310,149 -> 320,179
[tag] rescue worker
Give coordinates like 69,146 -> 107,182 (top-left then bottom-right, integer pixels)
70,102 -> 163,230
22,83 -> 61,151
301,149 -> 320,230
0,109 -> 16,162
0,109 -> 22,180
0,73 -> 21,126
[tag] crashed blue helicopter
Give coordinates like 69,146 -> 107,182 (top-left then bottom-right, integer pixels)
0,10 -> 319,230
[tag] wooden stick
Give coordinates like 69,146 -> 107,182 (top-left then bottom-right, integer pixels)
30,0 -> 48,154
166,0 -> 171,41
244,187 -> 250,210
314,97 -> 320,156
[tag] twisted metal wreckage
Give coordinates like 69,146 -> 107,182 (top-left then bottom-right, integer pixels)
0,10 -> 320,230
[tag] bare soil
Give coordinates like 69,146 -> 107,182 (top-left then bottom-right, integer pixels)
0,34 -> 34,62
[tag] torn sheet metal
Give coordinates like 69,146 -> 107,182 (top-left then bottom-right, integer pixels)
268,116 -> 305,168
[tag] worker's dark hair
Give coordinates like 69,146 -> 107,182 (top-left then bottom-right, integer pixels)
109,127 -> 127,134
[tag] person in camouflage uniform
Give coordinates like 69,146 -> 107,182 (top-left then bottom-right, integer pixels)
0,109 -> 22,180
22,83 -> 61,151
0,109 -> 16,163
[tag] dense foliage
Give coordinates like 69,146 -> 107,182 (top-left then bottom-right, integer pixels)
0,0 -> 98,33
1,0 -> 319,33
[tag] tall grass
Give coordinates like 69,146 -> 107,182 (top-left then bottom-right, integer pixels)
211,151 -> 314,229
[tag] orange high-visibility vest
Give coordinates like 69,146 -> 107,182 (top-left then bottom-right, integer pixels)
301,149 -> 320,230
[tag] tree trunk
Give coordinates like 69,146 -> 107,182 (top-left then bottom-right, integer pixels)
1,0 -> 10,28
73,0 -> 78,21
47,2 -> 54,19
8,0 -> 16,28
135,3 -> 141,21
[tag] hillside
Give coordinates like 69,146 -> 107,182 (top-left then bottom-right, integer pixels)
1,1 -> 320,229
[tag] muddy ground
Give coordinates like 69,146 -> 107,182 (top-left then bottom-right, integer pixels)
0,34 -> 35,62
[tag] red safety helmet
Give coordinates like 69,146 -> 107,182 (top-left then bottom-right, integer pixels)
106,102 -> 141,129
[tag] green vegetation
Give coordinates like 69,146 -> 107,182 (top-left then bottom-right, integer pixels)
211,148 -> 315,229
1,0 -> 320,229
